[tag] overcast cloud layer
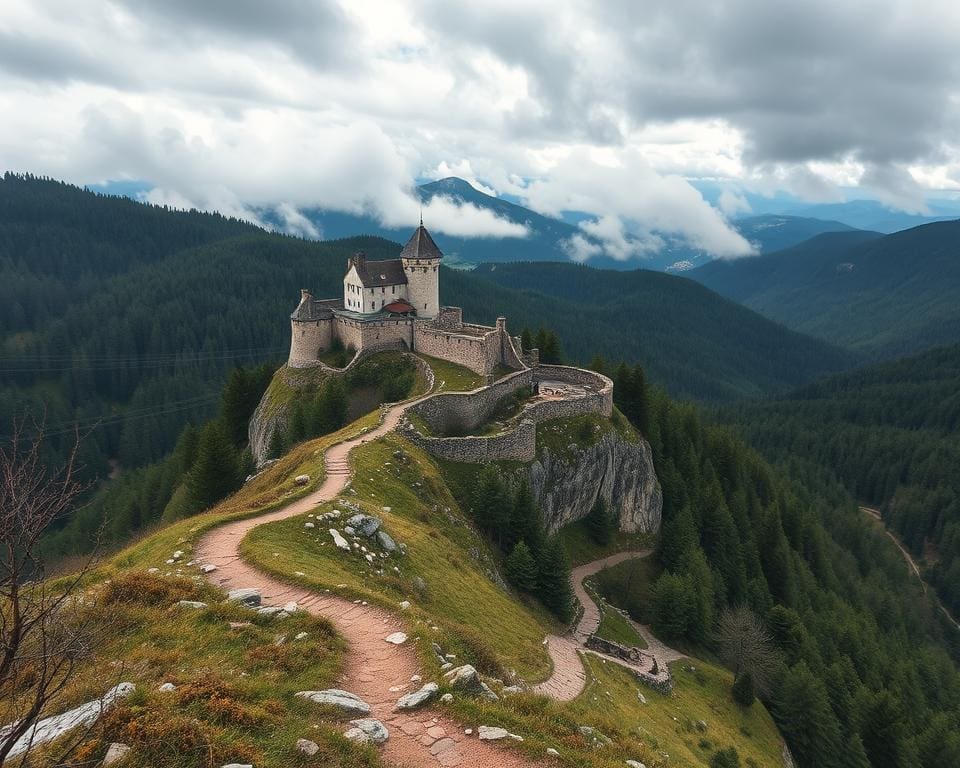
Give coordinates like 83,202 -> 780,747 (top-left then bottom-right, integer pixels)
1,0 -> 958,260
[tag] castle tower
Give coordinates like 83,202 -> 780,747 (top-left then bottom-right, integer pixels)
400,222 -> 442,318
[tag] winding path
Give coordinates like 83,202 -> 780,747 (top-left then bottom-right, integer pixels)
193,392 -> 683,765
533,551 -> 683,701
861,505 -> 960,630
195,398 -> 535,768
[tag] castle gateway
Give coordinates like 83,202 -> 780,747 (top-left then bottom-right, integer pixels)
288,223 -> 528,376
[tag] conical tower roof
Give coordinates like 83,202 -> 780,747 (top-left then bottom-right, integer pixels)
400,223 -> 443,261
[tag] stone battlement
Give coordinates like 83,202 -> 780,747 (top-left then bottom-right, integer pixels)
402,365 -> 614,464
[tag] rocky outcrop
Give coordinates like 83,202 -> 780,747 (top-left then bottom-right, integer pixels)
528,429 -> 662,535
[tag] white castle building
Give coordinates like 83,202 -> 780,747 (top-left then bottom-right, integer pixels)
288,223 -> 529,376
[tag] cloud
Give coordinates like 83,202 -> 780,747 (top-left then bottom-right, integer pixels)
859,163 -> 930,215
1,0 -> 959,231
523,149 -> 755,259
717,188 -> 751,218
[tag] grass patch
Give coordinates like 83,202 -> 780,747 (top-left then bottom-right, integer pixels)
571,656 -> 784,768
592,555 -> 662,625
240,434 -> 556,681
17,571 -> 378,768
417,353 -> 484,392
555,519 -> 655,567
587,585 -> 647,650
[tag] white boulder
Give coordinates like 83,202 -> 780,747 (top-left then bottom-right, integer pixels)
344,718 -> 389,745
295,689 -> 371,715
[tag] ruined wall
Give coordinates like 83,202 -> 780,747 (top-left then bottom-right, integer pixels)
403,419 -> 536,463
534,365 -> 614,416
289,318 -> 333,368
407,369 -> 533,433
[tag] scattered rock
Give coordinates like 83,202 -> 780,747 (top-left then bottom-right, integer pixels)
547,747 -> 560,757
221,764 -> 253,768
478,726 -> 512,741
329,529 -> 351,551
283,601 -> 298,614
344,718 -> 389,745
294,474 -> 310,485
295,689 -> 371,715
157,682 -> 176,693
175,600 -> 208,610
399,600 -> 411,610
294,632 -> 309,641
502,685 -> 522,694
625,761 -> 647,768
578,725 -> 613,747
304,522 -> 315,529
375,530 -> 397,552
443,665 -> 499,701
226,588 -> 261,607
257,606 -> 289,619
412,576 -> 427,594
296,739 -> 319,756
346,514 -> 381,537
440,693 -> 453,703
344,526 -> 356,535
200,564 -> 218,574
103,742 -> 131,765
440,662 -> 452,671
385,632 -> 408,645
2,682 -> 135,761
394,682 -> 438,710
637,692 -> 647,704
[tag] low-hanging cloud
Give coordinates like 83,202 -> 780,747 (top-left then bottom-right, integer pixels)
524,150 -> 755,259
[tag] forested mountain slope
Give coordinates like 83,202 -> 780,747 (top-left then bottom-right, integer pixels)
717,343 -> 960,617
1,177 -> 855,491
466,261 -> 854,399
689,221 -> 960,358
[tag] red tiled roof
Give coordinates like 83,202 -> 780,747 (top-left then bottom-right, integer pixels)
384,299 -> 415,314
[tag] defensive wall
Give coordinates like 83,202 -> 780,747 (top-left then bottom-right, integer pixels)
402,365 -> 614,464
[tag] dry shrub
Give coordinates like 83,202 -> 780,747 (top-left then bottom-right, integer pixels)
102,706 -> 260,767
100,571 -> 207,607
246,641 -> 318,674
177,673 -> 275,729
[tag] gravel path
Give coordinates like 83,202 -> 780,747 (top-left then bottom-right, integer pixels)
194,398 -> 534,768
192,390 -> 685,763
532,550 -> 684,701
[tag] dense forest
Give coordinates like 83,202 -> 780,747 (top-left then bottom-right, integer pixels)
1,174 -> 857,500
690,221 -> 960,359
594,359 -> 960,768
461,261 -> 854,399
716,343 -> 960,617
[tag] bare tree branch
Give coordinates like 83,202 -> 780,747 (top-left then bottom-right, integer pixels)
714,604 -> 781,698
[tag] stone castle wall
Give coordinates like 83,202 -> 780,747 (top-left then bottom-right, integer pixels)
412,323 -> 499,375
289,318 -> 333,367
409,369 -> 534,433
405,419 -> 536,463
334,315 -> 414,353
404,364 -> 614,465
533,365 -> 614,417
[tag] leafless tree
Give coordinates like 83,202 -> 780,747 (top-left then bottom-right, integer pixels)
714,604 -> 780,698
0,420 -> 101,765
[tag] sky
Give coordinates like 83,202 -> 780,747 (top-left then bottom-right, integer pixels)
1,0 -> 959,260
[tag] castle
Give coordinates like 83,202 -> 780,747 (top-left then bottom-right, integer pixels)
288,223 -> 529,376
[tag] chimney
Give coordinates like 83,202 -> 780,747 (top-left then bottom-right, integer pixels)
300,288 -> 311,303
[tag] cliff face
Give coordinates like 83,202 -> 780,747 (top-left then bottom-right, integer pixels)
527,429 -> 662,535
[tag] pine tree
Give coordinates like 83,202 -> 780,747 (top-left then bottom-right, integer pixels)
471,466 -> 511,548
289,401 -> 308,443
537,537 -> 574,622
657,504 -> 698,571
774,662 -> 843,768
585,495 -> 616,545
520,327 -> 533,352
187,420 -> 240,510
732,671 -> 755,707
505,541 -> 538,592
710,747 -> 740,768
510,480 -> 544,554
589,354 -> 607,374
220,366 -> 253,445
